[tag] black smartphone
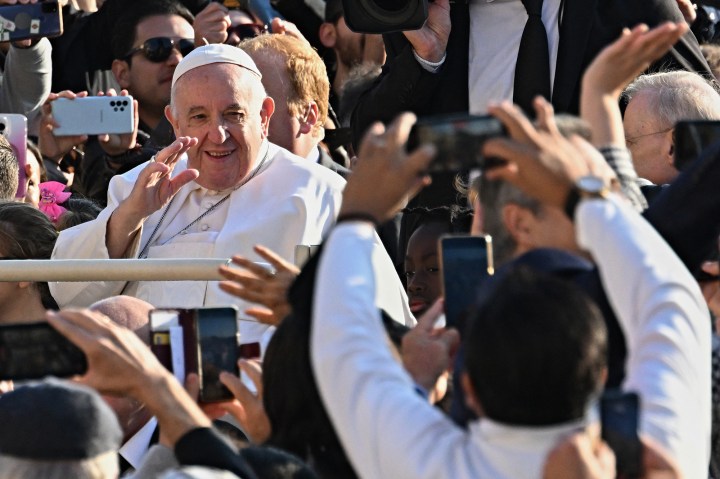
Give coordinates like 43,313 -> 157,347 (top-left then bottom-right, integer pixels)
0,322 -> 87,380
674,120 -> 720,172
195,307 -> 239,403
600,390 -> 643,478
408,114 -> 506,172
439,235 -> 494,329
0,1 -> 63,42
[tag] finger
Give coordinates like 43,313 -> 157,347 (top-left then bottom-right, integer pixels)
384,112 -> 417,151
229,255 -> 275,278
488,101 -> 538,144
415,298 -> 445,331
219,281 -> 266,304
244,307 -> 280,326
533,96 -> 560,137
482,136 -> 536,168
45,310 -> 97,348
167,169 -> 200,195
239,359 -> 263,396
702,261 -> 720,276
219,370 -> 257,405
358,122 -> 386,157
184,372 -> 200,401
253,245 -> 299,274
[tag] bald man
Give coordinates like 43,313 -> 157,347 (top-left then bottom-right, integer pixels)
90,296 -> 156,474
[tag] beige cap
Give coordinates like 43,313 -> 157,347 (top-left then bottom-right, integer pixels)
171,43 -> 262,88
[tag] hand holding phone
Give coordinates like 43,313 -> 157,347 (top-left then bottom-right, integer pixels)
0,322 -> 87,380
51,95 -> 135,137
408,114 -> 507,172
0,1 -> 62,42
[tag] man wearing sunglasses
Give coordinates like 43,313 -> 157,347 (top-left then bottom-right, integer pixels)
50,44 -> 347,345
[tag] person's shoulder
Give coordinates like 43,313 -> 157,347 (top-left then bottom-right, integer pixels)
268,143 -> 346,189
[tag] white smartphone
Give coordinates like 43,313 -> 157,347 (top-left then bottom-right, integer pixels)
0,114 -> 27,198
52,96 -> 134,136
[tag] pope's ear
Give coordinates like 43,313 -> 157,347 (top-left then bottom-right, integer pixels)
260,97 -> 275,136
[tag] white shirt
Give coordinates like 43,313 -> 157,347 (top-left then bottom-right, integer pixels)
119,417 -> 158,471
468,0 -> 561,114
311,195 -> 710,479
50,143 -> 346,343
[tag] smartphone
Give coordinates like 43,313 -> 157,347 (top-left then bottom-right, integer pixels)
195,307 -> 240,403
52,96 -> 135,136
0,114 -> 27,198
674,120 -> 720,172
0,322 -> 87,380
600,390 -> 643,478
439,235 -> 494,329
408,114 -> 507,172
0,1 -> 63,42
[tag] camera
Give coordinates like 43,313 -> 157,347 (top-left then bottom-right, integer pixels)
342,0 -> 428,33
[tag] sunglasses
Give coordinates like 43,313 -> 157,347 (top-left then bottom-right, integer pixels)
227,23 -> 266,41
125,37 -> 195,63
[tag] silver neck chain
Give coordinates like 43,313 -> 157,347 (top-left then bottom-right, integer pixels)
138,143 -> 271,259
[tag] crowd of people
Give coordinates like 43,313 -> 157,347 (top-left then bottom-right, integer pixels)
0,0 -> 719,477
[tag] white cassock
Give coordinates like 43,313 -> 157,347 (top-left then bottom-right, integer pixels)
49,142 -> 413,343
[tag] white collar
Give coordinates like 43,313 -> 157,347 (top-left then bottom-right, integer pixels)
306,146 -> 321,164
118,417 -> 158,470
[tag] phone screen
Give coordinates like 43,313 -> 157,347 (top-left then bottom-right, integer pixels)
0,322 -> 87,380
440,235 -> 493,329
408,114 -> 506,172
601,390 -> 643,478
0,1 -> 63,42
674,120 -> 720,171
196,308 -> 239,402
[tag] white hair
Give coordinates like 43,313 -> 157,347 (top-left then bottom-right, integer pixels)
622,71 -> 720,127
0,450 -> 118,479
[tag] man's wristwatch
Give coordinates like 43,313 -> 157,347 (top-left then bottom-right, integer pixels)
563,175 -> 609,220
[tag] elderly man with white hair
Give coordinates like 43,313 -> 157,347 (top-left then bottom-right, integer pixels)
49,44 -> 350,343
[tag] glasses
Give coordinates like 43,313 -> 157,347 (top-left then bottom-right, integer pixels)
124,37 -> 195,63
625,126 -> 673,148
227,23 -> 266,41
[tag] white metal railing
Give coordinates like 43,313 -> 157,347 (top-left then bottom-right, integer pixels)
0,259 -> 233,282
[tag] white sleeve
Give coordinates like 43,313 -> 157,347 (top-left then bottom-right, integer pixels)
576,195 -> 711,479
49,173 -> 142,307
311,222 -> 473,479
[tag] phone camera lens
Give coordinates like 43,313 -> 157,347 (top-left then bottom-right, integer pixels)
120,107 -> 125,112
0,124 -> 6,132
122,100 -> 128,106
114,107 -> 119,112
110,101 -> 116,107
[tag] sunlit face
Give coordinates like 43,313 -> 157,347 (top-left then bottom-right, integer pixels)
334,17 -> 364,68
121,15 -> 194,119
167,63 -> 274,191
405,222 -> 448,317
23,149 -> 41,208
623,90 -> 678,185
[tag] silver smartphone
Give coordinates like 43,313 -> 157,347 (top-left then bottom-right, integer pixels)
52,96 -> 134,136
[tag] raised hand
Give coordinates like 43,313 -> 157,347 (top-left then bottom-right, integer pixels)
106,137 -> 199,258
194,1 -> 231,45
340,112 -> 434,224
403,0 -> 451,63
218,244 -> 300,326
39,91 -> 89,162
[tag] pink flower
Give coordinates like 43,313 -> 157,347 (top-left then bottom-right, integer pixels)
38,181 -> 71,222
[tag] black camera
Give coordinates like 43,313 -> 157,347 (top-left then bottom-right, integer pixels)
342,0 -> 428,33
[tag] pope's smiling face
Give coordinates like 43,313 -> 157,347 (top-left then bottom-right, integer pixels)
166,63 -> 274,191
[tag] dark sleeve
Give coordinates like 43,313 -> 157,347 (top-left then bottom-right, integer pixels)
175,427 -> 258,479
642,142 -> 720,276
349,40 -> 444,146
